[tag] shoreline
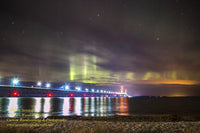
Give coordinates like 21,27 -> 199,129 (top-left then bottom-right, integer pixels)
47,114 -> 200,122
1,115 -> 200,132
1,114 -> 200,122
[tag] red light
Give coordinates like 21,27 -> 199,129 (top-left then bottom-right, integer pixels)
91,94 -> 93,97
13,92 -> 19,96
70,93 -> 74,97
104,95 -> 106,97
48,93 -> 52,97
83,94 -> 86,97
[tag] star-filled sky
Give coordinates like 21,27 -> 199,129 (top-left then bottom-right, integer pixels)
0,0 -> 200,95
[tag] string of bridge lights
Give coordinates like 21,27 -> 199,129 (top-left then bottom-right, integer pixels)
8,78 -> 119,94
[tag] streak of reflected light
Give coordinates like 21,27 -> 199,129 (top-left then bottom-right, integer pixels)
34,98 -> 41,112
119,97 -> 129,115
70,98 -> 74,114
85,98 -> 89,116
74,97 -> 81,116
34,98 -> 41,118
7,98 -> 18,117
43,98 -> 51,118
100,97 -> 104,116
90,97 -> 95,116
62,98 -> 70,116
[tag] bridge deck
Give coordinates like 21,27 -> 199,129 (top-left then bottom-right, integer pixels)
0,85 -> 127,97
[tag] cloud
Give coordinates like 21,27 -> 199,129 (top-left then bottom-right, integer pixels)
0,0 -> 200,86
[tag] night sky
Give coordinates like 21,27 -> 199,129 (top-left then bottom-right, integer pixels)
0,0 -> 200,96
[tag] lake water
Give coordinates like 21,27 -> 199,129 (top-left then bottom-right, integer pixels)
0,97 -> 200,118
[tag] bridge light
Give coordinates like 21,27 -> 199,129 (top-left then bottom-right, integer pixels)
75,86 -> 81,91
65,85 -> 69,90
13,91 -> 19,97
46,83 -> 51,88
85,88 -> 88,92
100,90 -> 103,93
12,78 -> 19,86
91,89 -> 94,92
83,94 -> 86,97
97,90 -> 99,93
91,94 -> 94,97
70,93 -> 74,97
47,93 -> 52,97
104,90 -> 106,93
37,81 -> 42,87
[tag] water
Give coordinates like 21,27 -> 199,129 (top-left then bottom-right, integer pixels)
0,97 -> 200,118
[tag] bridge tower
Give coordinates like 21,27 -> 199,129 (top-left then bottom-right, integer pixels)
120,85 -> 124,93
125,89 -> 127,94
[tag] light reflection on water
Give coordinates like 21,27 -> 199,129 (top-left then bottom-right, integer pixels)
119,97 -> 129,115
74,97 -> 81,116
62,98 -> 70,116
43,98 -> 51,118
0,97 -> 129,118
34,98 -> 41,118
1,97 -> 200,117
7,98 -> 18,117
90,97 -> 95,116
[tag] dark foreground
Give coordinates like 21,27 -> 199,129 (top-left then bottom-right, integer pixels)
1,115 -> 200,133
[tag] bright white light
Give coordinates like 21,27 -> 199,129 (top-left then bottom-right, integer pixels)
97,90 -> 99,93
65,85 -> 69,90
104,90 -> 106,93
100,90 -> 103,93
91,89 -> 94,92
85,88 -> 88,92
76,86 -> 81,91
37,81 -> 42,86
12,78 -> 19,86
46,83 -> 51,88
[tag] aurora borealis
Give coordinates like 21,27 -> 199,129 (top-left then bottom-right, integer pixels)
0,0 -> 200,95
